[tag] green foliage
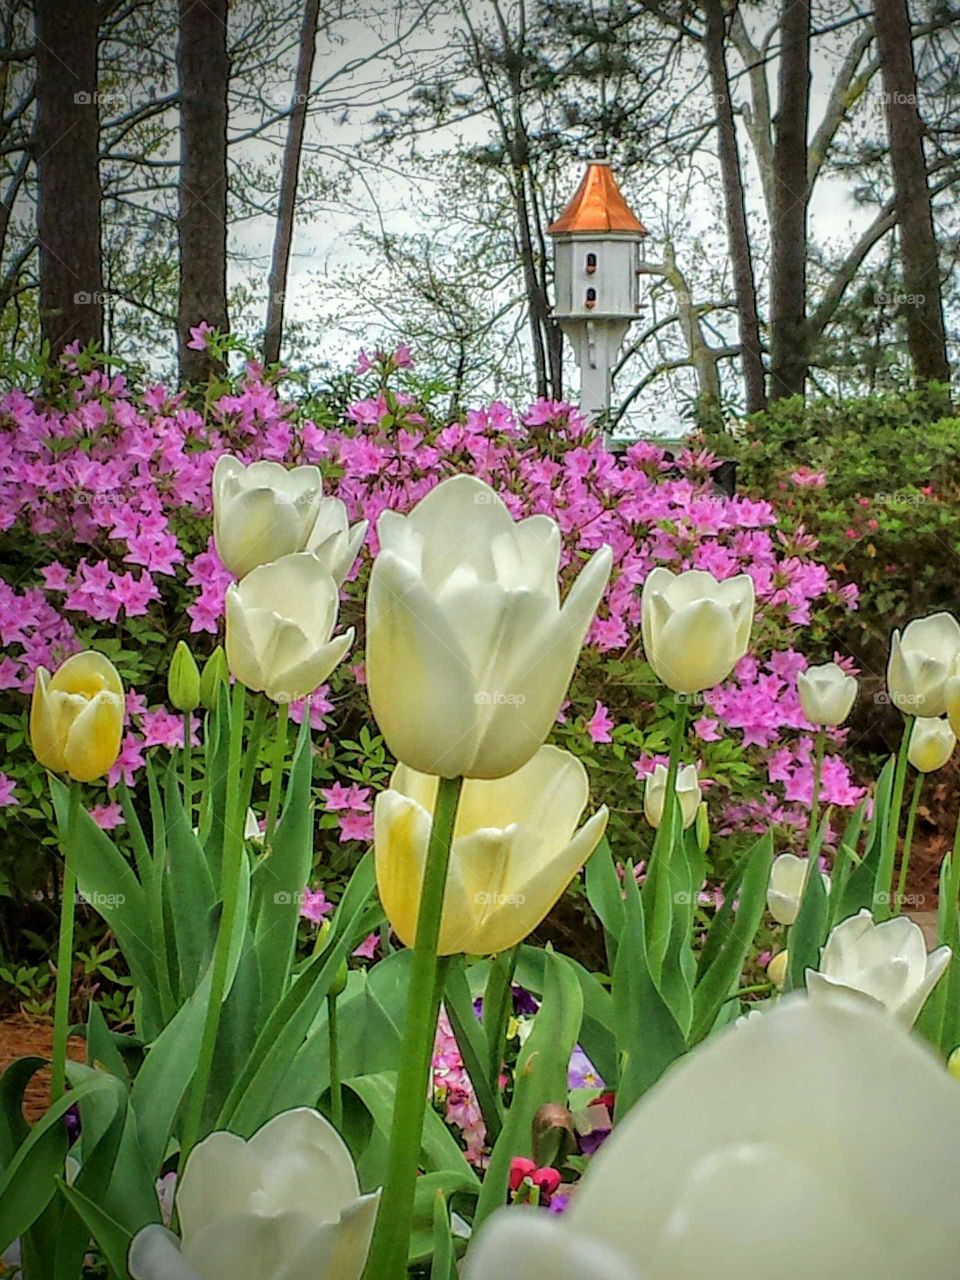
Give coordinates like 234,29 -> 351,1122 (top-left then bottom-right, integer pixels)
723,389 -> 960,681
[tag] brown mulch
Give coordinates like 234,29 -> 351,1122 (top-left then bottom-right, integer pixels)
0,1014 -> 85,1122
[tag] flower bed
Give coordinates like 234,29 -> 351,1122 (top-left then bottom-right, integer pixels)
0,348 -> 861,986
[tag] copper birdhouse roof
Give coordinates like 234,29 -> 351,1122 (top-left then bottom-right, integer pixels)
548,160 -> 646,236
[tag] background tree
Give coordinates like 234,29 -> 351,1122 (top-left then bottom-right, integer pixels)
177,0 -> 229,381
875,0 -> 950,389
34,0 -> 103,357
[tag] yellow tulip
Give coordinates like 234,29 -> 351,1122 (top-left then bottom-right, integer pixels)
374,745 -> 608,955
767,950 -> 788,991
30,651 -> 124,782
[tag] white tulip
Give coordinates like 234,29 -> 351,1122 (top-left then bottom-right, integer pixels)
767,852 -> 829,927
643,763 -> 700,830
304,496 -> 368,587
213,456 -> 323,579
907,715 -> 956,773
797,662 -> 857,727
806,908 -> 951,1026
465,998 -> 960,1280
886,611 -> 960,717
225,553 -> 354,704
375,745 -> 608,954
640,568 -> 754,695
128,1108 -> 379,1280
366,474 -> 612,779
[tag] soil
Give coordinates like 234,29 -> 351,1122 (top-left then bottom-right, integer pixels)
0,1014 -> 85,1122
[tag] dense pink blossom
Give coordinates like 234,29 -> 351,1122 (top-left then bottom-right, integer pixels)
0,358 -> 862,824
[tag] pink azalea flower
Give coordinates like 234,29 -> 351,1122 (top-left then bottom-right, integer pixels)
586,700 -> 614,744
299,887 -> 333,925
186,321 -> 214,352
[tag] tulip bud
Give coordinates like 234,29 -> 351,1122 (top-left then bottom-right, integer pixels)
643,763 -> 701,831
767,853 -> 829,927
199,646 -> 229,712
908,716 -> 956,774
887,612 -> 960,717
695,801 -> 710,853
767,950 -> 788,991
168,640 -> 200,712
329,959 -> 349,999
30,651 -> 125,783
640,567 -> 754,694
797,662 -> 858,727
947,1047 -> 960,1082
532,1103 -> 576,1170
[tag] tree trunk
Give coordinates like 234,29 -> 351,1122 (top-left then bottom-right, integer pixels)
768,0 -> 811,402
34,0 -> 103,357
263,0 -> 320,368
703,3 -> 766,414
874,0 -> 950,387
177,0 -> 229,383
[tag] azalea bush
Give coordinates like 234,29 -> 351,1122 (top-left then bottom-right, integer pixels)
2,345 -> 960,1280
0,343 -> 863,993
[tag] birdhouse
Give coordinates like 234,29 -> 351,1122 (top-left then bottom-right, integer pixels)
548,159 -> 646,424
548,159 -> 646,322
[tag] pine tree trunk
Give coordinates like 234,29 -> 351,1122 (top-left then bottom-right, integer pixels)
704,3 -> 766,414
177,0 -> 229,383
34,0 -> 103,357
768,0 -> 811,402
875,0 -> 950,388
263,0 -> 320,368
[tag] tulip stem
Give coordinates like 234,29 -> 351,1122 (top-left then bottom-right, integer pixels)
328,991 -> 342,1130
182,710 -> 193,826
647,698 -> 688,981
180,681 -> 246,1168
807,728 -> 826,859
264,699 -> 290,848
50,780 -> 81,1102
364,774 -> 463,1280
878,717 -> 915,920
895,773 -> 923,916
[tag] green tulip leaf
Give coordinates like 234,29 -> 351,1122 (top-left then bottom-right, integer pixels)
473,947 -> 583,1229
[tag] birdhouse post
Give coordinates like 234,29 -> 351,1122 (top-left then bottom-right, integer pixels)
547,159 -> 646,428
